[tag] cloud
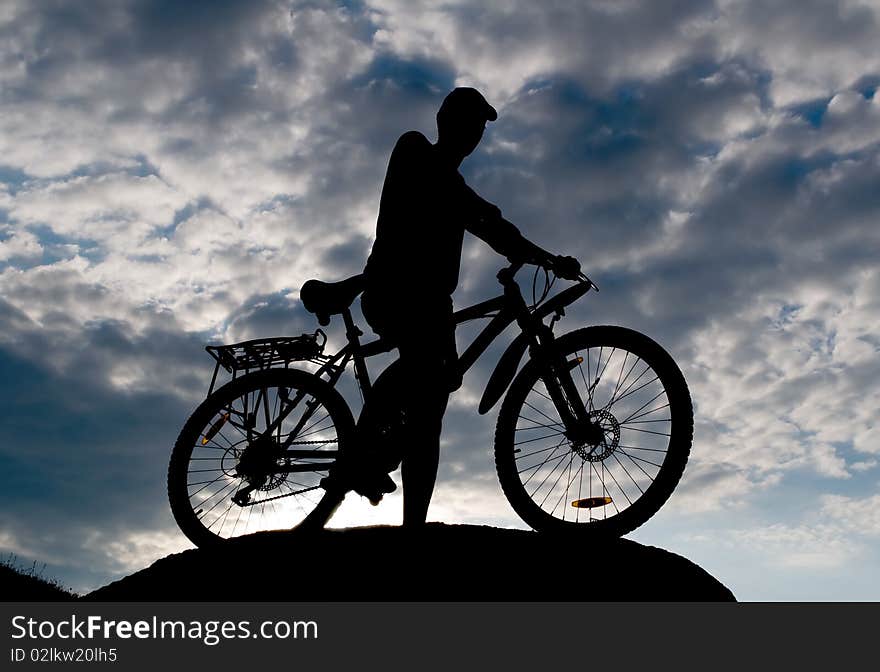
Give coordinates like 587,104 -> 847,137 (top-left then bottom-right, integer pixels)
729,523 -> 859,570
820,493 -> 880,536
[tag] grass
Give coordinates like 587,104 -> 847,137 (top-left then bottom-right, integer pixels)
1,553 -> 78,601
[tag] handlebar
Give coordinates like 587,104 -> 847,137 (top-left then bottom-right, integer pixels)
497,258 -> 598,292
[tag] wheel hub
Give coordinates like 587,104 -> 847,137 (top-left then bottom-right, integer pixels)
572,409 -> 620,462
234,438 -> 288,490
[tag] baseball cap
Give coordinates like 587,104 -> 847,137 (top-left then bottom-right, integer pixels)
437,87 -> 498,123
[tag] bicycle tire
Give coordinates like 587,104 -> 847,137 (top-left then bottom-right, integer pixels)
495,326 -> 692,537
168,368 -> 355,547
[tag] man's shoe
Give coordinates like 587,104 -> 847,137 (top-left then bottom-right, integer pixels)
320,463 -> 396,505
355,472 -> 397,506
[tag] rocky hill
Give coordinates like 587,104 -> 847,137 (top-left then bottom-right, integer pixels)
84,524 -> 735,601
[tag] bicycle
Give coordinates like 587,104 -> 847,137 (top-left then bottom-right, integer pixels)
168,260 -> 693,547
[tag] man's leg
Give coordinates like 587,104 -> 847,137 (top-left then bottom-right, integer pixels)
396,330 -> 452,528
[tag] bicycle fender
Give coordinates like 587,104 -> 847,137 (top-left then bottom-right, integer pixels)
478,333 -> 529,415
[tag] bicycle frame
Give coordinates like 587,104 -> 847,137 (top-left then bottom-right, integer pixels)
253,263 -> 596,467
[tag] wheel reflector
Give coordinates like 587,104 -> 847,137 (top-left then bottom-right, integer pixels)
202,412 -> 230,445
571,497 -> 612,508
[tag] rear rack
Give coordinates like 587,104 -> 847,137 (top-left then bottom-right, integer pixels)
204,330 -> 329,394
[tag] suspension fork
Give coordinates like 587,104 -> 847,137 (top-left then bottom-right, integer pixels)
531,322 -> 593,431
500,266 -> 591,434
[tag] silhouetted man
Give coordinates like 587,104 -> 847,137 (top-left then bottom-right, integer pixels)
358,87 -> 575,527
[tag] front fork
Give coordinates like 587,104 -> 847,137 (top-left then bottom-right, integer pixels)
531,322 -> 600,444
500,268 -> 599,445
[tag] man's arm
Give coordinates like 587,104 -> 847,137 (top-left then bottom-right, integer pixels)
460,183 -> 553,264
461,184 -> 582,279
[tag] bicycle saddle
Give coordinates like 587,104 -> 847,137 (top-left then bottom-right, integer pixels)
301,273 -> 366,325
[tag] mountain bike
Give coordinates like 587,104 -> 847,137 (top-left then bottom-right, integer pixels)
168,260 -> 693,547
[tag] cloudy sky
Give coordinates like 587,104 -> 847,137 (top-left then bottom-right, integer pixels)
1,0 -> 879,600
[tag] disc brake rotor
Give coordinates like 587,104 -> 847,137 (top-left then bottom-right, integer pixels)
573,408 -> 620,462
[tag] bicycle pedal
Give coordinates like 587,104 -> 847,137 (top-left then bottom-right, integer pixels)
571,496 -> 612,508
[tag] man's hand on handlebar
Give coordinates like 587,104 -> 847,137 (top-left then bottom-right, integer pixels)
500,222 -> 582,280
548,254 -> 582,280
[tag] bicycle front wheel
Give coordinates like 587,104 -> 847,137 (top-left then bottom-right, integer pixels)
495,326 -> 693,537
168,368 -> 354,547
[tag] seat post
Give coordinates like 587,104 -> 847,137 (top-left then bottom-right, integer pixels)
342,308 -> 371,392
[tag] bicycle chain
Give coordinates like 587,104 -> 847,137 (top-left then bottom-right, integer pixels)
286,439 -> 339,445
238,484 -> 322,506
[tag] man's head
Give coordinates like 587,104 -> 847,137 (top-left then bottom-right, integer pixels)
436,87 -> 497,162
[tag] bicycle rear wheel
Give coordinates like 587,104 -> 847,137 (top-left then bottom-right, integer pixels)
495,326 -> 692,537
168,368 -> 354,547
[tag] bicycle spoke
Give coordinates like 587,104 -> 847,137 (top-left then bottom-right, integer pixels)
611,452 -> 644,496
596,347 -> 616,388
537,452 -> 574,507
621,425 -> 670,438
559,457 -> 574,519
516,443 -> 569,461
520,440 -> 568,486
297,410 -> 331,438
582,349 -> 595,411
231,496 -> 247,535
514,431 -> 566,446
187,478 -> 227,486
553,458 -> 584,518
294,419 -> 335,440
609,373 -> 659,408
617,447 -> 663,469
531,385 -> 556,405
607,364 -> 651,407
620,389 -> 666,424
257,387 -> 271,430
608,351 -> 633,403
576,455 -> 584,523
530,451 -> 571,501
523,400 -> 563,427
187,473 -> 228,498
622,403 -> 670,424
519,448 -> 566,477
195,435 -> 237,451
602,460 -> 631,507
196,480 -> 239,520
618,444 -> 668,453
213,490 -> 236,533
545,452 -> 577,512
193,478 -> 238,509
516,415 -> 565,431
593,461 -> 620,515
